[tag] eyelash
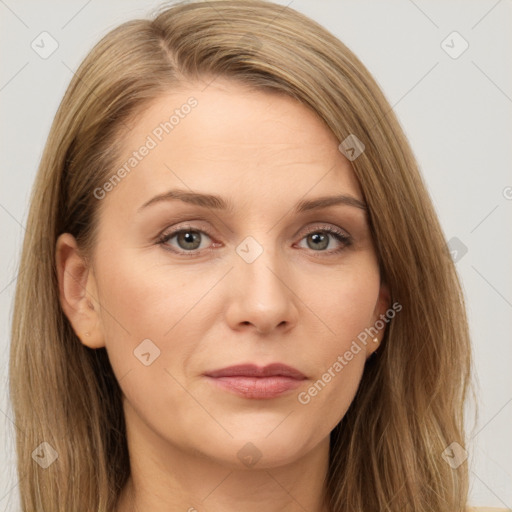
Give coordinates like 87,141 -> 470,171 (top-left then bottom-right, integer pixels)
156,223 -> 353,258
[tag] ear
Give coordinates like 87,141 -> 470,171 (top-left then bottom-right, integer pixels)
55,233 -> 105,349
366,280 -> 391,358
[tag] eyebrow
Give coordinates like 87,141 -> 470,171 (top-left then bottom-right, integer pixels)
137,189 -> 367,214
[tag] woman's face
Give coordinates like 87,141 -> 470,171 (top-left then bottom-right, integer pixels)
64,78 -> 389,469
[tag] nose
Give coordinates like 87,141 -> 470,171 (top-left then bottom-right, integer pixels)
224,240 -> 299,335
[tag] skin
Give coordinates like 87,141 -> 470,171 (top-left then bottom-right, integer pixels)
56,77 -> 390,512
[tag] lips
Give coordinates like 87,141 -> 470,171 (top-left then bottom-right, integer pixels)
204,363 -> 307,399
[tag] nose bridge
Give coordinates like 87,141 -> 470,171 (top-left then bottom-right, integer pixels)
228,232 -> 297,332
234,232 -> 287,281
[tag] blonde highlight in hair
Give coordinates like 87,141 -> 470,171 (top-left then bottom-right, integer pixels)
9,1 -> 473,510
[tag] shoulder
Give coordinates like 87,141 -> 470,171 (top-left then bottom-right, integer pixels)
466,507 -> 511,511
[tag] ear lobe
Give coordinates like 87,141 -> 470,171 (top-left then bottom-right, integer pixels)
366,281 -> 391,358
55,233 -> 105,349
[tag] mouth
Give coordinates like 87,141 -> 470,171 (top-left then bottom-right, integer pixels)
203,363 -> 307,400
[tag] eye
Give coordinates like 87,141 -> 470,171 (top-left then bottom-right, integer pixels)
157,225 -> 214,255
157,223 -> 352,256
296,224 -> 352,255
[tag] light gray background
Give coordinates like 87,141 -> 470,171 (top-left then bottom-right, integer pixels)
1,0 -> 511,510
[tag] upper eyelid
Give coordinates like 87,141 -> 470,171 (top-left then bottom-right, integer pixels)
164,219 -> 346,233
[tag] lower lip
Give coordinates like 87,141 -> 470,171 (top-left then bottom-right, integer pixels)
205,376 -> 304,399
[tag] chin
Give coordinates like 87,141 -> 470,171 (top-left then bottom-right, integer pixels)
193,424 -> 322,470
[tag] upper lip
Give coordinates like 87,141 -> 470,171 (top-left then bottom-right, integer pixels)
204,363 -> 306,379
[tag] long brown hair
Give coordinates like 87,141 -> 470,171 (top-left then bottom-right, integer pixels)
9,1 -> 474,510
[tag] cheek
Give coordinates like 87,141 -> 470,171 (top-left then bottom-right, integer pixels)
93,256 -> 209,435
93,251 -> 209,380
311,260 -> 381,346
293,262 -> 380,427
95,245 -> 216,333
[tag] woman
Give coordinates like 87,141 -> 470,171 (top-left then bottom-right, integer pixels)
9,0 -> 485,510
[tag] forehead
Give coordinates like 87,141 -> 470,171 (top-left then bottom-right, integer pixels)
102,78 -> 362,214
